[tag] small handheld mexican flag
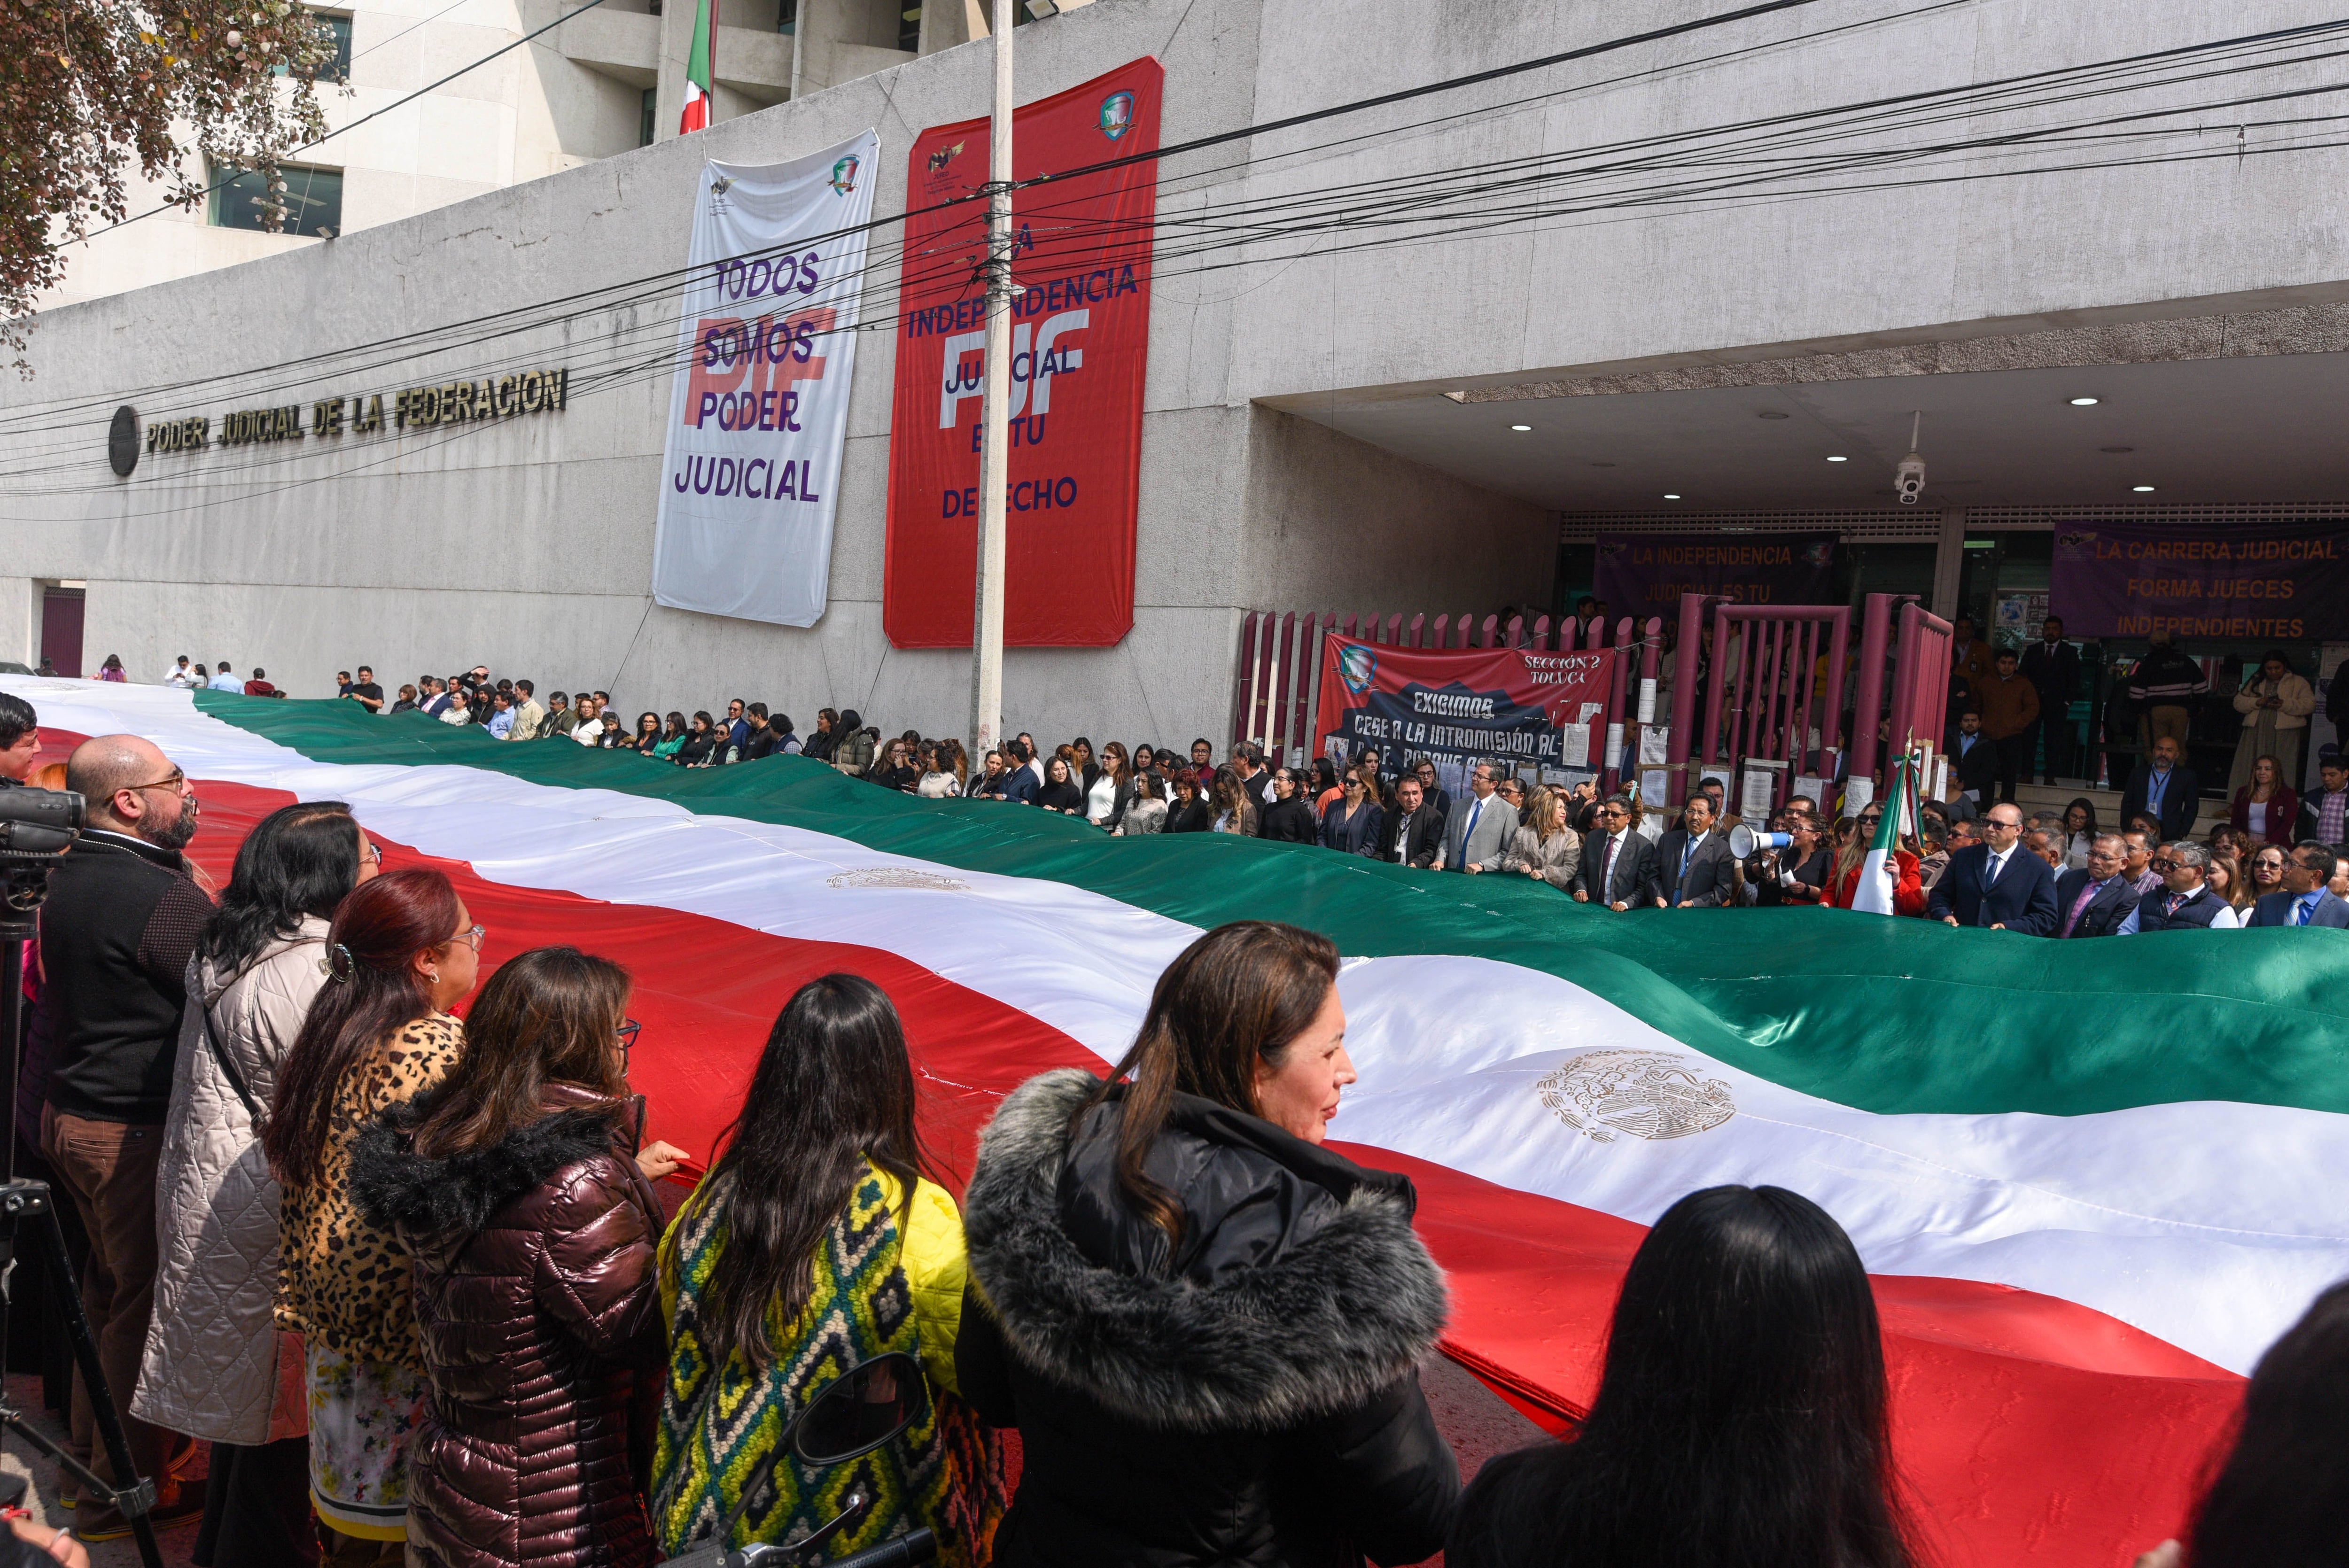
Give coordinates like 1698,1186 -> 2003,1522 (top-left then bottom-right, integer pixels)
679,0 -> 714,132
1851,753 -> 1917,916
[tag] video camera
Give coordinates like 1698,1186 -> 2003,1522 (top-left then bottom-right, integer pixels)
0,785 -> 84,929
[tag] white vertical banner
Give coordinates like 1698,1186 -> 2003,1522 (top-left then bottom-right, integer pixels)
653,131 -> 879,626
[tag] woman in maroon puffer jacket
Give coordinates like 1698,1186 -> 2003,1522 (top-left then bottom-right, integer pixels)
350,946 -> 688,1568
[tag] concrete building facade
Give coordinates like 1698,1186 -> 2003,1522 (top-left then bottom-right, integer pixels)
7,0 -> 2349,753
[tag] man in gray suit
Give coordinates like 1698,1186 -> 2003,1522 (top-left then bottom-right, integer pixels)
1437,762 -> 1516,873
1657,792 -> 1736,908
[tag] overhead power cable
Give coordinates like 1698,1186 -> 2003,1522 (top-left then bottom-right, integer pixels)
7,0 -> 1848,428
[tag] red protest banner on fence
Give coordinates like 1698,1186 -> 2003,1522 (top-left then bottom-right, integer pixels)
1315,637 -> 1618,774
882,58 -> 1161,648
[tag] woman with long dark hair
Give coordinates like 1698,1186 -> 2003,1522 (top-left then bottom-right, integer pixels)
1448,1185 -> 1916,1568
675,711 -> 718,767
957,923 -> 1458,1565
138,802 -> 377,1566
2130,1279 -> 2349,1568
267,868 -> 481,1560
652,976 -> 1004,1566
2061,797 -> 2099,869
1035,755 -> 1085,815
350,948 -> 683,1568
1115,771 -> 1167,835
630,711 -> 662,754
803,707 -> 840,763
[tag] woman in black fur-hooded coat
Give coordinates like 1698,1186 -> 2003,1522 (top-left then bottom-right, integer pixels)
956,921 -> 1459,1568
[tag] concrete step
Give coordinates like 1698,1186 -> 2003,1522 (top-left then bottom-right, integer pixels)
2012,782 -> 2120,817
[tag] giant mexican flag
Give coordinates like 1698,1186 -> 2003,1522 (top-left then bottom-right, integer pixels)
16,678 -> 2346,1565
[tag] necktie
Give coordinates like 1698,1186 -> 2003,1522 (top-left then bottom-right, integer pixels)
1463,799 -> 1483,849
2167,893 -> 2187,918
2297,897 -> 2313,926
1603,834 -> 1620,896
1681,833 -> 1701,877
2062,882 -> 2099,937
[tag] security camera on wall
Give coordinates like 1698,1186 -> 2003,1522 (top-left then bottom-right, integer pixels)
1894,412 -> 1925,505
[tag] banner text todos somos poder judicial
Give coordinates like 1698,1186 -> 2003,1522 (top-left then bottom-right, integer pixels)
654,132 -> 879,627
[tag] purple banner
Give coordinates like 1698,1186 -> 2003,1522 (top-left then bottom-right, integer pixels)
2049,519 -> 2349,641
1592,531 -> 1836,612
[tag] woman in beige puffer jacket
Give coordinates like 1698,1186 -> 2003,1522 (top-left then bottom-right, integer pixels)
135,801 -> 379,1566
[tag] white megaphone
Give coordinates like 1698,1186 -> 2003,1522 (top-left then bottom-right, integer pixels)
1728,823 -> 1793,858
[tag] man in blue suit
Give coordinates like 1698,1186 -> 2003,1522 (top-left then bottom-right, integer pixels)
2248,842 -> 2349,927
1926,801 -> 2060,934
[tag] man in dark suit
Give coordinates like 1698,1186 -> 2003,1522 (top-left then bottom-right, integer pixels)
1926,802 -> 2060,933
2019,616 -> 2081,785
2248,842 -> 2349,927
2052,833 -> 2138,938
1950,711 -> 1999,806
1378,776 -> 1444,869
1657,793 -> 1736,908
1572,796 -> 1662,910
2120,735 -> 2201,843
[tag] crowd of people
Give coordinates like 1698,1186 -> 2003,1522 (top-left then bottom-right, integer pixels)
197,648 -> 2349,933
0,684 -> 2344,1568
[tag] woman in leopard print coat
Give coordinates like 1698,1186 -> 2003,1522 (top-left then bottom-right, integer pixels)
265,868 -> 483,1560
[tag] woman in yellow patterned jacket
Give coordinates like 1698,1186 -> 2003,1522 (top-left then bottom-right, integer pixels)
651,974 -> 1004,1566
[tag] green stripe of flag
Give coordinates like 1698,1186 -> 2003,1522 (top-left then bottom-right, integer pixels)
195,691 -> 2349,1120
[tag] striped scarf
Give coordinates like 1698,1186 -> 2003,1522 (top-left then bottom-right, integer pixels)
651,1165 -> 1005,1566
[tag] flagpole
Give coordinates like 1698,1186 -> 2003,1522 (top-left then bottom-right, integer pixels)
969,0 -> 1014,758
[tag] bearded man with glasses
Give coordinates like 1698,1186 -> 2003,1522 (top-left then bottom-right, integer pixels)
34,734 -> 215,1537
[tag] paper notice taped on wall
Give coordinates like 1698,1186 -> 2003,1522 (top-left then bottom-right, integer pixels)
1639,725 -> 1670,765
1559,722 -> 1591,767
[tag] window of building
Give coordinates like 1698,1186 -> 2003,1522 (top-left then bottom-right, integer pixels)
273,10 -> 352,82
208,163 -> 344,238
898,1 -> 921,49
778,0 -> 795,31
641,85 -> 657,147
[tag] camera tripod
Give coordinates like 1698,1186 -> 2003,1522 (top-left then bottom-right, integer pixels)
0,910 -> 165,1568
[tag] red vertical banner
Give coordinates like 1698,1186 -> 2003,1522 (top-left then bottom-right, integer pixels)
883,57 -> 1162,648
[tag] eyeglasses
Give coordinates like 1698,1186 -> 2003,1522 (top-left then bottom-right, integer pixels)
616,1018 -> 640,1071
363,842 -> 383,866
121,768 -> 187,796
2149,858 -> 2178,871
452,924 -> 486,951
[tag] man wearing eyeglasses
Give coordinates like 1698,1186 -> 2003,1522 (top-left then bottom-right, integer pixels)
2246,841 -> 2349,928
1926,800 -> 2059,933
35,734 -> 214,1535
2121,841 -> 2243,931
1571,796 -> 1661,911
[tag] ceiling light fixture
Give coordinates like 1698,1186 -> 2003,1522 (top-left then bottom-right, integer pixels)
1663,493 -> 1683,500
2132,485 -> 2157,492
2100,445 -> 2135,454
1826,455 -> 1848,463
1757,411 -> 1790,420
2069,396 -> 2101,407
1510,424 -> 1532,432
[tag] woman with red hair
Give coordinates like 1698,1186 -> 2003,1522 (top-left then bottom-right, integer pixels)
266,867 -> 482,1562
